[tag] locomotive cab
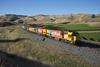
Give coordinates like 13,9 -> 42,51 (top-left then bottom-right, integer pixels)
64,31 -> 79,44
72,31 -> 79,43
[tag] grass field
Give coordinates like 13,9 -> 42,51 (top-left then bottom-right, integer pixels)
45,24 -> 100,31
0,25 -> 96,67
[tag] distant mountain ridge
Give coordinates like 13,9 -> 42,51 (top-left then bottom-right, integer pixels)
0,14 -> 100,24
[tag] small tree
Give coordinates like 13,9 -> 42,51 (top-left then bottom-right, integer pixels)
69,14 -> 74,20
91,14 -> 96,18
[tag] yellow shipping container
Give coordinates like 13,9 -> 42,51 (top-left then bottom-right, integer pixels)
43,29 -> 47,35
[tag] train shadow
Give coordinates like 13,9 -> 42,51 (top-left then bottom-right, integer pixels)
0,38 -> 28,43
75,40 -> 100,48
0,51 -> 51,67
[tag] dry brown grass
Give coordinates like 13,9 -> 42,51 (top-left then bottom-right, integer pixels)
0,39 -> 96,67
0,25 -> 98,67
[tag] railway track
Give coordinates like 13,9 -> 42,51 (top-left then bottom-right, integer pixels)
21,28 -> 100,66
78,30 -> 100,33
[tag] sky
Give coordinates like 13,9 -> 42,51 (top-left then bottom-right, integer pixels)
0,0 -> 100,16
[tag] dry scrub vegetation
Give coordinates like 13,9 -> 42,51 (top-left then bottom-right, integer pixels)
0,25 -> 98,67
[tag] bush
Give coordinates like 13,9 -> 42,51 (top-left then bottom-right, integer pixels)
82,37 -> 87,40
91,14 -> 96,18
90,38 -> 95,41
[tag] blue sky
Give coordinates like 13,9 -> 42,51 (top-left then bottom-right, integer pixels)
0,0 -> 100,16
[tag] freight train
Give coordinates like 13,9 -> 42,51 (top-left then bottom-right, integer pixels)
22,24 -> 79,44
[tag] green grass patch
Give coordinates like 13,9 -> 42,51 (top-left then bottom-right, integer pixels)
79,32 -> 100,42
45,24 -> 100,31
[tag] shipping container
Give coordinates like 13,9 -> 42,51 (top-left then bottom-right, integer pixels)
50,30 -> 63,39
47,29 -> 54,36
37,28 -> 43,34
49,30 -> 55,37
43,28 -> 47,35
54,30 -> 62,39
28,27 -> 35,32
63,31 -> 68,39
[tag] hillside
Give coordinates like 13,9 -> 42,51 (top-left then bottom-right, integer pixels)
0,14 -> 100,24
0,25 -> 97,67
32,14 -> 100,24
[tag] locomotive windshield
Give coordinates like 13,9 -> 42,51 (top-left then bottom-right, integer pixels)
72,31 -> 79,36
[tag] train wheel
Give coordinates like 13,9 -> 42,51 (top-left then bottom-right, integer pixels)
66,40 -> 71,44
59,38 -> 62,41
63,39 -> 67,43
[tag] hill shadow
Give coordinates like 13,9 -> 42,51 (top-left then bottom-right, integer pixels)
75,40 -> 100,48
0,51 -> 51,67
0,22 -> 15,27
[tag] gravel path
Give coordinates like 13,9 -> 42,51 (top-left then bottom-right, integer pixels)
22,29 -> 100,66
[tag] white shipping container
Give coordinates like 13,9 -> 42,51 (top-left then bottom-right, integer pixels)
47,29 -> 54,36
37,28 -> 43,34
